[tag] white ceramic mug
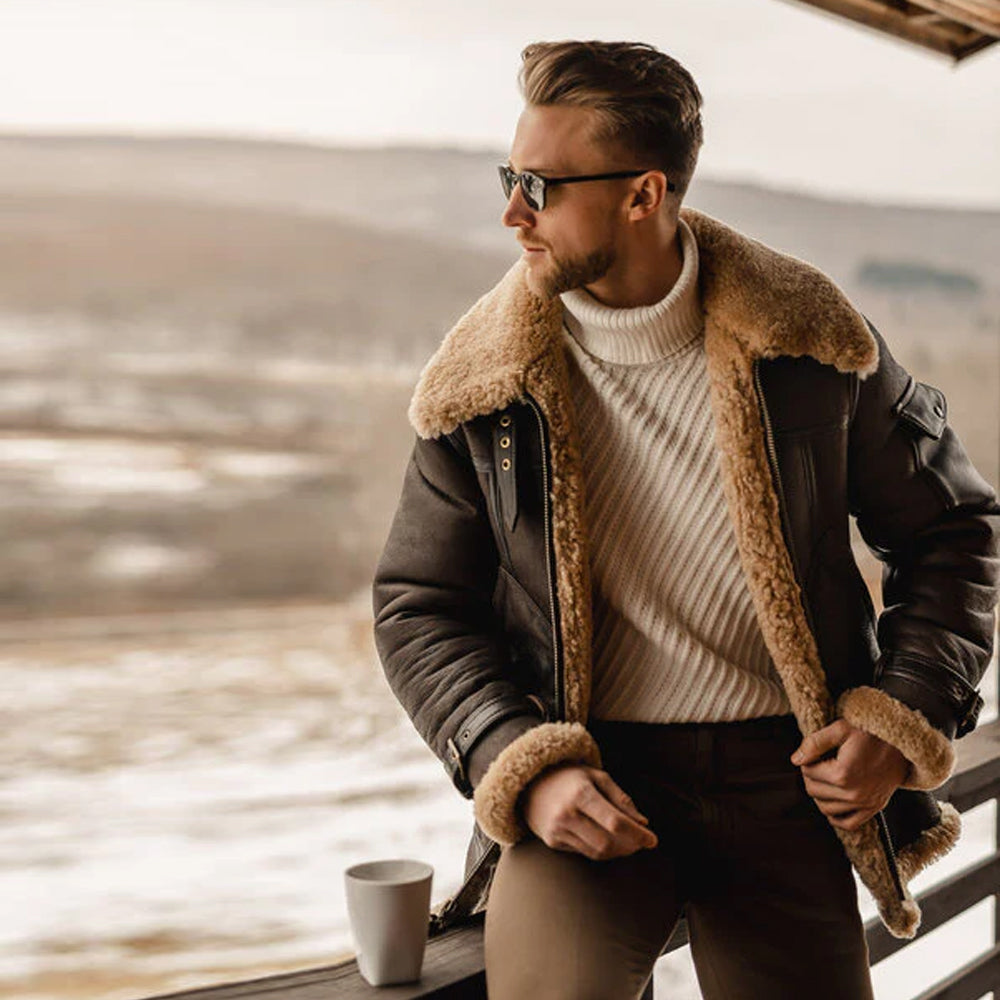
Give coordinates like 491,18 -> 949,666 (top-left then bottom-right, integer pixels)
344,858 -> 434,986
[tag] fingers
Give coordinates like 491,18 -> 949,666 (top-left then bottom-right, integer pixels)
804,775 -> 865,811
804,781 -> 880,832
566,810 -> 640,860
549,823 -> 601,857
557,806 -> 657,861
576,772 -> 658,858
791,719 -> 851,765
802,772 -> 883,811
816,803 -> 873,831
800,770 -> 849,796
529,767 -> 659,861
589,769 -> 651,826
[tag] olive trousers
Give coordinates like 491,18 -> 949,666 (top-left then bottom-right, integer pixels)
484,713 -> 875,1000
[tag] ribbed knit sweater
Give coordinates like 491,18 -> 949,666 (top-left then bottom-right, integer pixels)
560,219 -> 792,723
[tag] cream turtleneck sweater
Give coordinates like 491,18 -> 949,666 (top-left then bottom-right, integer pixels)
560,218 -> 792,723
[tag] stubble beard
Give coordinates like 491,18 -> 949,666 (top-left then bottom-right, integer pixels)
527,244 -> 617,300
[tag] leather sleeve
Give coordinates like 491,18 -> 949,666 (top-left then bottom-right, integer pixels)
841,319 -> 1000,787
372,429 -> 545,799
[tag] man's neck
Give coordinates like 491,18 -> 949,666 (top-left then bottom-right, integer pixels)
580,223 -> 684,309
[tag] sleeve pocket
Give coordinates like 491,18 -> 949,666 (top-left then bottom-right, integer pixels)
893,377 -> 946,439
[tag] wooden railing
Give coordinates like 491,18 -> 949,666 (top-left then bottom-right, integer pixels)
144,718 -> 1000,1000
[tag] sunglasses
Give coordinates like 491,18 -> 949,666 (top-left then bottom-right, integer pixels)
498,164 -> 674,211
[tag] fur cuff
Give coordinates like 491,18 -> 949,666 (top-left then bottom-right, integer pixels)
472,722 -> 602,846
837,686 -> 956,790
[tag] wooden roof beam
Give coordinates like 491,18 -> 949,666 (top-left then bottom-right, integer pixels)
783,0 -> 996,60
908,11 -> 956,25
905,0 -> 1000,37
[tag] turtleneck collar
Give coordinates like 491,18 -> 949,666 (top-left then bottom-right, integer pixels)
560,216 -> 703,365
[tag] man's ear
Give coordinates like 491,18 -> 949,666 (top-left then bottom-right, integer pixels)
628,172 -> 670,220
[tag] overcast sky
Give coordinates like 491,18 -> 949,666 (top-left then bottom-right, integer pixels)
2,0 -> 998,208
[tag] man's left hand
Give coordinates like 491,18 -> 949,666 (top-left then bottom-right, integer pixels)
790,720 -> 911,831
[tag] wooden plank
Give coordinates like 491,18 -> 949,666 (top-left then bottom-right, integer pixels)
951,29 -> 1000,54
910,11 -> 948,27
783,0 -> 988,58
906,0 -> 1000,36
911,942 -> 1000,1000
909,11 -> 957,25
941,719 -> 1000,812
953,719 -> 1000,778
141,922 -> 487,1000
866,854 -> 1000,963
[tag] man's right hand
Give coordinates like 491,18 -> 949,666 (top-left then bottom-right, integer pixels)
519,764 -> 659,860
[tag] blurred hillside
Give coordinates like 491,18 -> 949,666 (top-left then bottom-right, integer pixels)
0,135 -> 996,616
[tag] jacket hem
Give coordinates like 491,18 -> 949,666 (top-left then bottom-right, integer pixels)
895,801 -> 962,885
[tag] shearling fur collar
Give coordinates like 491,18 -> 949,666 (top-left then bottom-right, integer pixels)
409,206 -> 878,438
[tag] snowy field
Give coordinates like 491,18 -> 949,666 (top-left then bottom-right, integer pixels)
0,601 -> 996,1000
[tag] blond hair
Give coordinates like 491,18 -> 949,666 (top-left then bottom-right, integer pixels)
518,41 -> 704,199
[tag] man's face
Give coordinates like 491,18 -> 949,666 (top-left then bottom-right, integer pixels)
502,104 -> 636,300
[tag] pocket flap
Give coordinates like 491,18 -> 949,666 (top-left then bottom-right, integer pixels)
894,377 -> 946,439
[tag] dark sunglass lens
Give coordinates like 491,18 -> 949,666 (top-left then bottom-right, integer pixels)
523,172 -> 544,210
498,165 -> 515,199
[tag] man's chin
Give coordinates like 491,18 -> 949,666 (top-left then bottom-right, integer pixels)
522,261 -> 567,301
523,267 -> 558,301
521,246 -> 615,301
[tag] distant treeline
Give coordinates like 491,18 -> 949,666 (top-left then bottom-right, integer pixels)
857,259 -> 982,296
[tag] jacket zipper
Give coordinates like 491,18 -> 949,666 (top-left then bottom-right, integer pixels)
876,810 -> 905,900
752,359 -> 905,901
429,837 -> 501,936
525,393 -> 564,721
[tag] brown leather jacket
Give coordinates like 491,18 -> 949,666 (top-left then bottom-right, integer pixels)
372,207 -> 1000,940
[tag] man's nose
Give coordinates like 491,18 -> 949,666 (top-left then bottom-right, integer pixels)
501,182 -> 534,229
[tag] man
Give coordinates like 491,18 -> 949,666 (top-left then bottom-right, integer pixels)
372,40 -> 1000,999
